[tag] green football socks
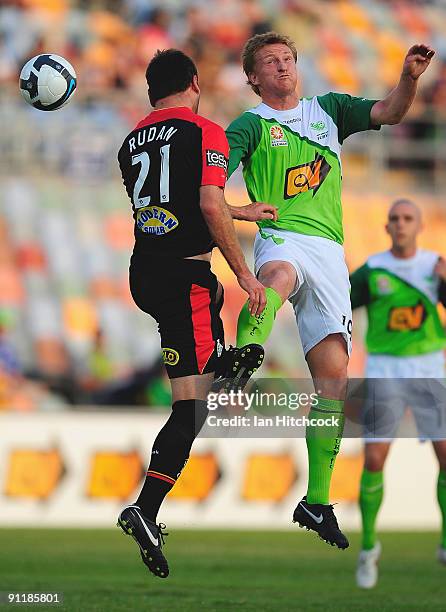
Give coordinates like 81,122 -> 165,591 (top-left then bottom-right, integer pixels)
306,397 -> 345,505
236,287 -> 282,347
437,469 -> 446,548
359,468 -> 384,551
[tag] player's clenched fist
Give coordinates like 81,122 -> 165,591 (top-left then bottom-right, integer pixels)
402,44 -> 435,80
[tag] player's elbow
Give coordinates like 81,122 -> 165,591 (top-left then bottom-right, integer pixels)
371,101 -> 403,126
200,198 -> 221,221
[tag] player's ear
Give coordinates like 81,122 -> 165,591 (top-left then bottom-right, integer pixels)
248,71 -> 259,87
385,222 -> 390,235
191,74 -> 200,94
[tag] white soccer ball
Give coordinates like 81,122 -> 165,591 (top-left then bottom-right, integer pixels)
19,54 -> 77,111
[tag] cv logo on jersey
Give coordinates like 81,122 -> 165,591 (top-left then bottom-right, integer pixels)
136,205 -> 178,236
387,301 -> 427,331
284,152 -> 331,199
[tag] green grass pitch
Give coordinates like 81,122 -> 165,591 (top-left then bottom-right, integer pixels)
0,529 -> 445,611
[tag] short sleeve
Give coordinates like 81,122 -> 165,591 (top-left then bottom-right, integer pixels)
318,92 -> 381,144
201,121 -> 229,187
350,263 -> 371,309
226,112 -> 262,177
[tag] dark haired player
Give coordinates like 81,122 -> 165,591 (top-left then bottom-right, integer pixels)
116,50 -> 276,579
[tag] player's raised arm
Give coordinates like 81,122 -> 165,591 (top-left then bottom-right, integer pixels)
200,184 -> 266,316
370,44 -> 435,126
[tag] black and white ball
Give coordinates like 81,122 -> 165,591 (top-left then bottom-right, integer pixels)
19,54 -> 77,111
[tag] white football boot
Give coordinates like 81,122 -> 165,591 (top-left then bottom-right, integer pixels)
356,542 -> 381,589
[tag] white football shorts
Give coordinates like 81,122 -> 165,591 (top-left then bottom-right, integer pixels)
253,229 -> 352,356
363,352 -> 446,441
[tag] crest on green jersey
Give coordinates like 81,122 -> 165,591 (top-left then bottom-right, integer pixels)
269,124 -> 288,147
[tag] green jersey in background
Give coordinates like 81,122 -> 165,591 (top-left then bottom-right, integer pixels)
350,249 -> 446,356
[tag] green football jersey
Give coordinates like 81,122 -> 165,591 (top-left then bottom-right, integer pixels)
227,93 -> 379,244
350,249 -> 446,356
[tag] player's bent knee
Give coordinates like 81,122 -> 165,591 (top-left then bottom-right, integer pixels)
171,372 -> 215,402
364,448 -> 387,472
257,261 -> 297,300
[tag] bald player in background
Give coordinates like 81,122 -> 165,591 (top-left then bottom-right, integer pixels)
350,199 -> 446,588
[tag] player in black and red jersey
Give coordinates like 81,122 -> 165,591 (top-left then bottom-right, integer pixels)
116,50 -> 277,579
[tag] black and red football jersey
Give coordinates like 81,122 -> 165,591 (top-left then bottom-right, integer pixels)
118,106 -> 229,258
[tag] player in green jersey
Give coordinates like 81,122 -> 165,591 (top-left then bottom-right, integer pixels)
224,31 -> 435,548
351,199 -> 446,588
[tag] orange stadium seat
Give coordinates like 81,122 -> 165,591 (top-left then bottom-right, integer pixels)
0,266 -> 25,306
394,3 -> 431,38
24,0 -> 67,12
374,31 -> 407,88
62,297 -> 98,339
338,1 -> 374,35
319,55 -> 360,93
89,277 -> 119,300
105,213 -> 134,251
15,243 -> 47,272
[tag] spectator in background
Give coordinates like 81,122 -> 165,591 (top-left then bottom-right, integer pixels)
80,328 -> 115,393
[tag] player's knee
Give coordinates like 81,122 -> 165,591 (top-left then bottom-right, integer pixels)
364,448 -> 387,472
258,262 -> 297,299
436,455 -> 446,472
330,355 -> 348,380
433,443 -> 446,472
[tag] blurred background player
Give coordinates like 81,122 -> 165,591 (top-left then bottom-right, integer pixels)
225,31 -> 435,549
350,198 -> 446,588
116,49 -> 270,578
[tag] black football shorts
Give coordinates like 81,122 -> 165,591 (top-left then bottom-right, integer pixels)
130,254 -> 224,379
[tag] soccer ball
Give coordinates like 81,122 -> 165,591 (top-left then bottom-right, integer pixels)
19,54 -> 77,111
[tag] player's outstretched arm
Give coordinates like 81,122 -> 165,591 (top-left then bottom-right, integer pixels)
370,44 -> 435,126
200,185 -> 266,316
227,202 -> 278,222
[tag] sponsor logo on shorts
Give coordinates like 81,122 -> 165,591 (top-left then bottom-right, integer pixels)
284,152 -> 331,199
270,125 -> 288,147
162,348 -> 180,366
387,302 -> 426,331
206,149 -> 228,173
216,339 -> 224,358
136,206 -> 178,236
